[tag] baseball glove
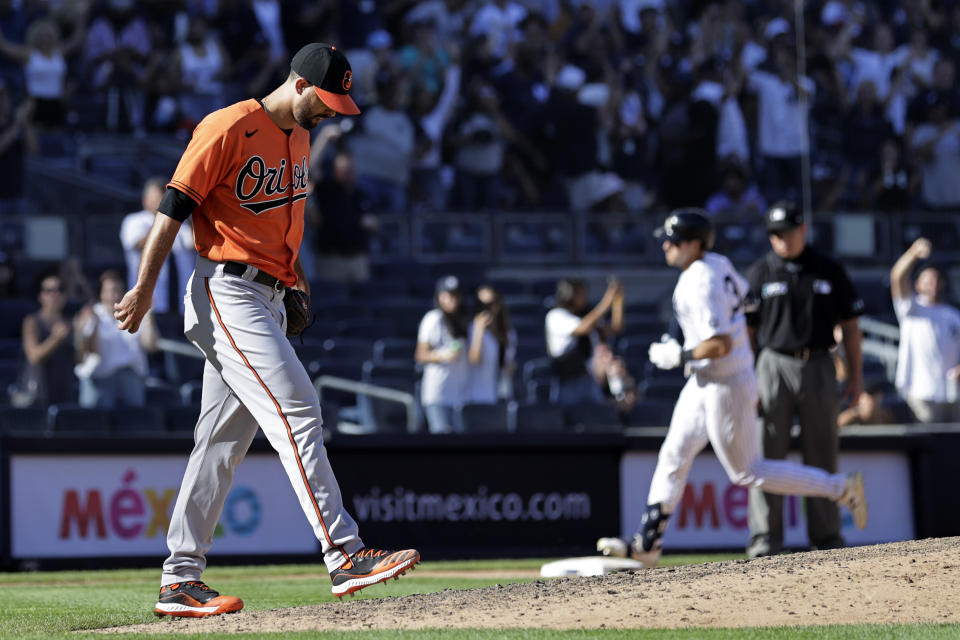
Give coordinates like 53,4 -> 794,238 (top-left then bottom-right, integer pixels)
284,287 -> 313,338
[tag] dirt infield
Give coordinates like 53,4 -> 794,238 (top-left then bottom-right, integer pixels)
111,537 -> 960,632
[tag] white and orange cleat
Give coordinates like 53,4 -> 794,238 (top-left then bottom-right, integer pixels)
330,548 -> 420,599
155,580 -> 243,617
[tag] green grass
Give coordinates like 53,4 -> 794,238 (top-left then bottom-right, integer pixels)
1,556 -> 956,640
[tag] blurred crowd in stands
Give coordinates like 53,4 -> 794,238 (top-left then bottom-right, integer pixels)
5,0 -> 960,216
0,0 -> 959,434
7,226 -> 958,433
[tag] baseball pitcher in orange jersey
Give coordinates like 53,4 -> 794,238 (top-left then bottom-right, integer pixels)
114,43 -> 420,618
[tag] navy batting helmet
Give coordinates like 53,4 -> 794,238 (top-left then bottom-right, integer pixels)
655,208 -> 714,249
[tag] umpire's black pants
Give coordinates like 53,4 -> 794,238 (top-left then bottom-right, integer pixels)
747,348 -> 842,556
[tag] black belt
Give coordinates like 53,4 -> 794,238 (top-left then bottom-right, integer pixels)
771,347 -> 828,361
222,261 -> 284,291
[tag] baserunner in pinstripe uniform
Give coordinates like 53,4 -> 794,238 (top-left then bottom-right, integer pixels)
597,209 -> 867,568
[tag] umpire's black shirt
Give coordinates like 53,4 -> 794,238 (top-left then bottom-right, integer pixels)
745,246 -> 864,352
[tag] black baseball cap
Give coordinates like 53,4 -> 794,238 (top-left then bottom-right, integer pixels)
291,43 -> 360,115
765,201 -> 804,232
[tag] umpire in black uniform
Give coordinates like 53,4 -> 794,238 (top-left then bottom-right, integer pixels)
745,202 -> 864,557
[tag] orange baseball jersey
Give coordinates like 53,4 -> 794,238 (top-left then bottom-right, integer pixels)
168,99 -> 310,286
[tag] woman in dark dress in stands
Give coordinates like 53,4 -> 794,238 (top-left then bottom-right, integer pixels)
17,274 -> 75,407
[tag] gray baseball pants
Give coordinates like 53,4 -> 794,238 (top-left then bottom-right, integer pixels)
161,258 -> 362,585
747,348 -> 841,556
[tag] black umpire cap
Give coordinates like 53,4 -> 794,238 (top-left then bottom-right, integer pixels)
291,43 -> 360,115
655,208 -> 714,249
765,201 -> 805,233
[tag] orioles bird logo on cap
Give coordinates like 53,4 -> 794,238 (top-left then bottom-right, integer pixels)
342,70 -> 352,91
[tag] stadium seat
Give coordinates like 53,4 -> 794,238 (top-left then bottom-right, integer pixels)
510,316 -> 545,339
0,338 -> 23,360
514,343 -> 546,366
111,406 -> 165,434
312,362 -> 363,407
0,299 -> 36,340
146,384 -> 182,407
487,279 -> 527,295
310,280 -> 351,302
350,280 -> 409,299
321,337 -> 374,366
617,336 -> 661,372
624,401 -> 675,428
0,406 -> 47,433
510,403 -> 565,433
641,378 -> 684,401
164,348 -> 206,384
359,393 -> 413,433
524,379 -> 554,404
319,400 -> 340,430
531,280 -> 559,297
294,343 -> 330,371
624,317 -> 669,337
505,298 -> 548,320
165,405 -> 201,432
362,359 -> 417,384
0,360 -> 20,399
851,278 -> 892,317
153,312 -> 184,339
625,302 -> 659,317
564,402 -> 622,432
334,318 -> 389,339
180,380 -> 203,406
521,358 -> 558,403
522,357 -> 554,384
48,404 -> 111,433
372,337 -> 416,363
457,403 -> 509,433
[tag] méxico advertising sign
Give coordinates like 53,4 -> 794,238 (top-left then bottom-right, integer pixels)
10,455 -> 317,558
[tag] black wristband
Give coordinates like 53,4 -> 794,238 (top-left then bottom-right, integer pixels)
680,349 -> 695,364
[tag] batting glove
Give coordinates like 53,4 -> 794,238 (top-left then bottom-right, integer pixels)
648,338 -> 683,370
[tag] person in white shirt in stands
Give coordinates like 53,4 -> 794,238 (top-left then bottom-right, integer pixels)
415,275 -> 471,433
890,237 -> 960,423
467,285 -> 517,404
909,95 -> 960,211
410,45 -> 460,212
545,277 -> 623,405
74,270 -> 159,409
120,177 -> 195,315
746,41 -> 815,203
0,9 -> 87,130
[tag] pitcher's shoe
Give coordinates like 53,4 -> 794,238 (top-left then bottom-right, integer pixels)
155,580 -> 243,618
330,548 -> 420,598
596,536 -> 662,568
839,471 -> 868,530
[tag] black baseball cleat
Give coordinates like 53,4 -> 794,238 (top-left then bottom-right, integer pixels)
330,548 -> 420,599
155,580 -> 244,618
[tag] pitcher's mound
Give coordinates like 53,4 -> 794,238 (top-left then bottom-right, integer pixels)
106,537 -> 960,632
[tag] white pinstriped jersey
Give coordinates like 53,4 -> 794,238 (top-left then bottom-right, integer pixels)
673,252 -> 754,379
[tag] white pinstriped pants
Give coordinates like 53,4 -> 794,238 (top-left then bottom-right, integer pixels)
162,258 -> 362,584
647,368 -> 846,513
